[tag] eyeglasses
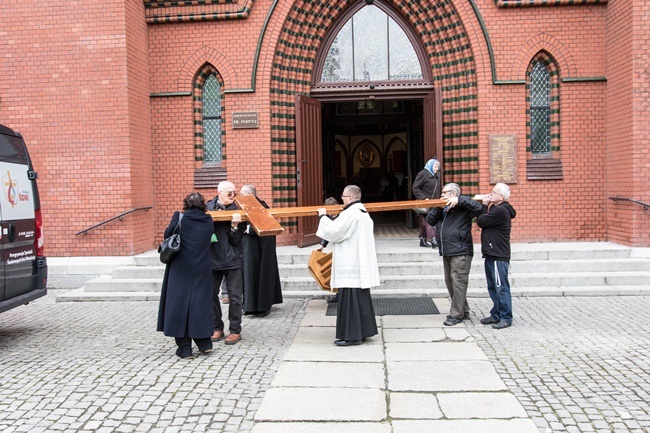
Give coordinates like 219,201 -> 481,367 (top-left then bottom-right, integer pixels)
341,195 -> 351,199
491,190 -> 501,196
221,191 -> 237,197
441,190 -> 453,195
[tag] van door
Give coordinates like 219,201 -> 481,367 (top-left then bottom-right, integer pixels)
0,156 -> 37,301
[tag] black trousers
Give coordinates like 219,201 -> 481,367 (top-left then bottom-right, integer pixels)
212,268 -> 243,334
336,288 -> 378,341
174,337 -> 212,358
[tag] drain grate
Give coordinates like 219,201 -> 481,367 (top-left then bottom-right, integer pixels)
325,296 -> 440,316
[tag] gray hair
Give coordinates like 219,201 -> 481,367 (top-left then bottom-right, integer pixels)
240,184 -> 257,196
444,183 -> 461,197
494,183 -> 510,201
217,181 -> 235,192
343,185 -> 362,200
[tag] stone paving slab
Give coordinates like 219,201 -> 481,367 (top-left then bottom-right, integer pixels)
291,326 -> 382,345
254,388 -> 387,421
385,342 -> 487,361
283,343 -> 385,362
437,392 -> 529,418
389,392 -> 443,419
299,311 -> 338,327
383,327 -> 447,342
382,314 -> 450,328
271,361 -> 385,388
251,422 -> 392,433
387,360 -> 508,392
392,418 -> 541,433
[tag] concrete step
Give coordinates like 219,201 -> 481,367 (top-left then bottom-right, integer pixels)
83,276 -> 161,293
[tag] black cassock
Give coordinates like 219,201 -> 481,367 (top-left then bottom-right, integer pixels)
242,199 -> 283,315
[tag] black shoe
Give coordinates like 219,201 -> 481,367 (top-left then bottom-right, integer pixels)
334,340 -> 362,346
419,238 -> 431,248
443,317 -> 463,326
327,294 -> 339,304
492,321 -> 512,329
256,310 -> 270,317
431,239 -> 438,249
480,316 -> 499,325
463,311 -> 470,320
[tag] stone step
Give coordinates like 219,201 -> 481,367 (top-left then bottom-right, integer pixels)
83,276 -> 161,292
55,284 -> 650,303
280,271 -> 650,291
112,257 -> 650,280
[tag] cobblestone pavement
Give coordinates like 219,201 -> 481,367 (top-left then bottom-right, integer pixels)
0,293 -> 306,433
2,294 -> 650,433
468,296 -> 650,433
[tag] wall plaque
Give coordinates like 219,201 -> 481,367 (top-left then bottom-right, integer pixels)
489,134 -> 517,184
232,112 -> 259,129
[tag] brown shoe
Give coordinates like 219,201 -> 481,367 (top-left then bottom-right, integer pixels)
222,297 -> 230,304
211,330 -> 224,342
224,333 -> 241,345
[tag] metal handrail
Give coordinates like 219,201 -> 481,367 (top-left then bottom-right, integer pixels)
76,206 -> 153,235
608,196 -> 650,211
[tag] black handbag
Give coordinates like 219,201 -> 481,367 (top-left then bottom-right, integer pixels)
159,213 -> 183,264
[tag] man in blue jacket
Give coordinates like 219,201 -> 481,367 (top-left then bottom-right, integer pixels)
426,183 -> 483,326
476,183 -> 517,329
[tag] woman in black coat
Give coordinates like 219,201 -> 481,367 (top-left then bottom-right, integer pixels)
157,192 -> 214,358
412,158 -> 441,248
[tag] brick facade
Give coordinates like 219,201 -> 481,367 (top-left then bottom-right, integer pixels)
1,0 -> 648,256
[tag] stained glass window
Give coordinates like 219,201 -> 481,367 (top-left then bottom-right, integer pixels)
321,6 -> 423,83
529,62 -> 550,155
202,74 -> 222,163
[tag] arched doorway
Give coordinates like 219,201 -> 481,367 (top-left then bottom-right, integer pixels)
271,0 -> 479,245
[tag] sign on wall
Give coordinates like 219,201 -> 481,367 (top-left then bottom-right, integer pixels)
488,134 -> 517,184
232,112 -> 259,129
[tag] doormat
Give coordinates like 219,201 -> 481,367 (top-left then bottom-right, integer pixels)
325,296 -> 440,316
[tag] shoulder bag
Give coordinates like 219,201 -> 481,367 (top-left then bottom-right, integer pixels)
159,213 -> 183,264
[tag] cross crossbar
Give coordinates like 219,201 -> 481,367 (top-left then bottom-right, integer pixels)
207,197 -> 447,236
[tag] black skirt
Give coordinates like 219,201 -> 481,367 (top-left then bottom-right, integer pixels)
336,288 -> 378,341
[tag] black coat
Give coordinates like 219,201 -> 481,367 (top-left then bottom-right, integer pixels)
206,197 -> 246,270
242,198 -> 283,313
157,208 -> 214,339
477,202 -> 517,261
426,196 -> 483,257
412,169 -> 441,200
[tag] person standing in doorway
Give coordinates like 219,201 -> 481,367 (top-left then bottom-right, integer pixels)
476,183 -> 517,329
316,185 -> 379,346
413,158 -> 441,248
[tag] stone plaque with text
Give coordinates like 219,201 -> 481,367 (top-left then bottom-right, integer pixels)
232,112 -> 259,129
489,134 -> 517,184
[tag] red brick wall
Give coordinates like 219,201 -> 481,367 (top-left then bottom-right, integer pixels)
0,1 -> 154,256
2,0 -> 648,255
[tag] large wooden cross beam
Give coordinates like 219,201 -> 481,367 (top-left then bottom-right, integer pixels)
207,196 -> 448,236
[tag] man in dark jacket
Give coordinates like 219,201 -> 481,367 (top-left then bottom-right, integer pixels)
206,181 -> 247,345
476,183 -> 517,329
426,183 -> 483,326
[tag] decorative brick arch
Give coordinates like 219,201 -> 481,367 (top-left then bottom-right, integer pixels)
510,33 -> 577,79
269,0 -> 480,232
177,46 -> 235,92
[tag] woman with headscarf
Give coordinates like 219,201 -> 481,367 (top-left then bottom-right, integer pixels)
412,158 -> 441,248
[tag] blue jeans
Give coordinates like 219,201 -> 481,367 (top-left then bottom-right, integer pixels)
484,258 -> 512,324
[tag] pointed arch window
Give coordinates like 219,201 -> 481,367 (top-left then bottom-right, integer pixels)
318,3 -> 426,84
202,74 -> 222,163
526,52 -> 563,180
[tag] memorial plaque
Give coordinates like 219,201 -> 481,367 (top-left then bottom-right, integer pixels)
489,134 -> 517,184
232,112 -> 259,129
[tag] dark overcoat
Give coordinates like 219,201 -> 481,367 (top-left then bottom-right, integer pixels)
157,208 -> 214,339
242,199 -> 283,313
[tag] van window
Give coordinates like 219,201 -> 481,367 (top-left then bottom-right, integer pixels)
0,134 -> 28,161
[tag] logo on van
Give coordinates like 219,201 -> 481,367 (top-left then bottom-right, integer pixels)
3,170 -> 30,207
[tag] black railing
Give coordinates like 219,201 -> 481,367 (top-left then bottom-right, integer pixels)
76,206 -> 153,235
608,196 -> 650,211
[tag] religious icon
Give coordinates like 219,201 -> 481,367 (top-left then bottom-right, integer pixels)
359,143 -> 374,167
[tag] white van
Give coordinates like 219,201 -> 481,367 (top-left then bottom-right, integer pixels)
0,124 -> 47,313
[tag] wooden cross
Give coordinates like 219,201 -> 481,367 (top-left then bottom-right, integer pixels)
207,195 -> 448,236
